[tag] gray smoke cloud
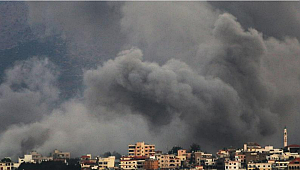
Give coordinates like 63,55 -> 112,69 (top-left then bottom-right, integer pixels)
1,2 -> 300,160
0,58 -> 59,131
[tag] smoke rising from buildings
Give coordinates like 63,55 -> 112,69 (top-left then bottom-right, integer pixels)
0,2 -> 300,159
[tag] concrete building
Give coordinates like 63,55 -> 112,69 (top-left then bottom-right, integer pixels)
194,151 -> 214,167
283,152 -> 300,160
0,158 -> 20,170
120,156 -> 146,170
267,153 -> 285,161
156,154 -> 181,169
216,150 -> 230,159
243,142 -> 262,152
28,151 -> 53,163
235,154 -> 246,164
288,158 -> 300,170
286,145 -> 300,153
247,162 -> 272,170
178,149 -> 187,157
0,162 -> 20,170
18,154 -> 34,164
273,161 -> 289,170
51,149 -> 70,160
225,160 -> 241,170
80,154 -> 97,170
97,156 -> 115,169
144,159 -> 158,170
244,152 -> 267,164
128,142 -> 155,158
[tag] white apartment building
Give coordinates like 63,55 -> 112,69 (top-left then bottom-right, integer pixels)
247,162 -> 272,170
97,156 -> 115,169
0,162 -> 20,170
18,154 -> 34,164
225,160 -> 241,170
273,161 -> 289,170
120,157 -> 145,170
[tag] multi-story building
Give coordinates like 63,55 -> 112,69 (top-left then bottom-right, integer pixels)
225,160 -> 241,170
128,142 -> 155,157
120,156 -> 146,170
194,151 -> 214,167
18,154 -> 34,164
243,142 -> 262,152
80,154 -> 97,170
267,153 -> 285,161
144,159 -> 159,170
273,161 -> 289,170
288,158 -> 300,170
235,154 -> 246,164
178,150 -> 187,157
216,150 -> 230,159
29,151 -> 53,163
97,156 -> 115,169
51,149 -> 71,160
244,152 -> 267,164
156,154 -> 181,169
283,152 -> 300,160
0,158 -> 20,170
247,162 -> 272,170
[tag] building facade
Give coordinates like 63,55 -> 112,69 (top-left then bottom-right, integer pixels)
128,142 -> 155,158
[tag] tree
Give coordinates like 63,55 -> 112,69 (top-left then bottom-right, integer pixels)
189,143 -> 201,152
1,157 -> 11,162
168,146 -> 183,155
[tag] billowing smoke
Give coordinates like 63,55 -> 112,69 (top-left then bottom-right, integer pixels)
0,1 -> 300,160
0,58 -> 59,131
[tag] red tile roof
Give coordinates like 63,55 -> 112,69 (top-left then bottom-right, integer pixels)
289,158 -> 300,164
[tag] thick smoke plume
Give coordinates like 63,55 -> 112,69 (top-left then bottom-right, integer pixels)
0,2 -> 300,159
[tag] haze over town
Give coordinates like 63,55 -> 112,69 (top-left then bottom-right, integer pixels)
0,1 -> 300,160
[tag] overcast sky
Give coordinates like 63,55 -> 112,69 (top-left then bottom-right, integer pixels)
0,1 -> 300,159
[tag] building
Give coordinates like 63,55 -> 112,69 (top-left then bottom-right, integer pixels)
273,161 -> 289,170
156,154 -> 181,169
120,156 -> 146,170
51,149 -> 70,160
97,156 -> 115,169
225,160 -> 241,170
128,142 -> 155,158
80,154 -> 97,170
288,158 -> 300,170
0,158 -> 20,170
284,126 -> 288,148
18,154 -> 34,164
247,162 -> 272,170
244,152 -> 267,164
286,145 -> 300,153
28,151 -> 53,163
178,149 -> 187,157
244,142 -> 262,152
194,151 -> 214,167
144,159 -> 159,170
216,150 -> 230,159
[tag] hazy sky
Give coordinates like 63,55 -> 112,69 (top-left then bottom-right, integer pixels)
0,1 -> 300,159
